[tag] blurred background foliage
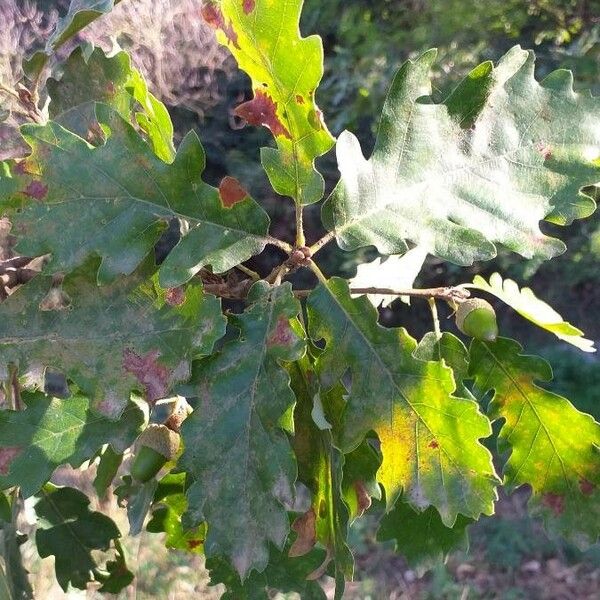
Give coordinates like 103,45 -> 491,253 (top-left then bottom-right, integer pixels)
1,1 -> 600,597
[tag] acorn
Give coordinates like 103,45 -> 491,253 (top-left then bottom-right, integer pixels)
130,424 -> 180,482
455,298 -> 498,341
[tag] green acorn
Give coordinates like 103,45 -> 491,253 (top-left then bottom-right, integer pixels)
455,298 -> 498,341
131,424 -> 180,482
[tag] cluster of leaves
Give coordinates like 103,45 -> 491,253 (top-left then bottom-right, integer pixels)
0,0 -> 599,598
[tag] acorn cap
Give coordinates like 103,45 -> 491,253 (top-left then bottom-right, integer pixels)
137,424 -> 180,459
164,397 -> 192,433
455,298 -> 498,341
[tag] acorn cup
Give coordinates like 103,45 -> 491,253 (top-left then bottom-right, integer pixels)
131,424 -> 180,482
455,298 -> 498,342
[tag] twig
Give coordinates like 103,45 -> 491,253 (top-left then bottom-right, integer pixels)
234,264 -> 260,281
266,263 -> 289,285
428,298 -> 441,339
294,285 -> 471,302
266,236 -> 293,253
308,231 -> 336,256
295,205 -> 305,247
308,261 -> 329,285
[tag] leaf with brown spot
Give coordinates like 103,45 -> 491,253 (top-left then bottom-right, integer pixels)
308,279 -> 498,524
47,47 -> 134,143
0,447 -> 21,475
289,508 -> 317,557
212,0 -> 335,205
122,349 -> 170,405
242,0 -> 255,15
289,354 -> 354,600
2,104 -> 270,286
218,176 -> 248,208
165,287 -> 185,306
180,282 -> 305,579
267,317 -> 296,348
0,257 -> 225,417
23,181 -> 48,200
201,3 -> 239,49
235,91 -> 291,140
352,481 -> 372,516
470,337 -> 600,542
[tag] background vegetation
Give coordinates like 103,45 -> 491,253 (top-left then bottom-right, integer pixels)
1,0 -> 599,597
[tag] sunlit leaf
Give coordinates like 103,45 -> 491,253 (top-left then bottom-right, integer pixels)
48,0 -> 124,50
204,0 -> 335,204
323,47 -> 599,264
289,357 -> 352,599
47,46 -> 175,162
470,272 -> 595,352
146,473 -> 206,553
350,246 -> 428,307
307,278 -> 499,524
470,337 -> 600,543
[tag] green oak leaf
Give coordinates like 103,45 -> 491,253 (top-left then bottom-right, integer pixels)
34,485 -> 131,592
48,0 -> 123,50
126,68 -> 176,162
470,337 -> 600,543
341,436 -> 382,522
207,536 -> 327,600
377,501 -> 471,569
146,473 -> 206,553
307,278 -> 498,525
180,282 -> 305,579
114,475 -> 158,535
203,0 -> 335,205
289,358 -> 353,600
0,391 -> 143,497
470,272 -> 595,352
47,46 -> 175,162
2,104 -> 270,286
97,542 -> 134,594
323,47 -> 599,265
0,258 -> 225,417
47,47 -> 133,138
414,332 -> 476,400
